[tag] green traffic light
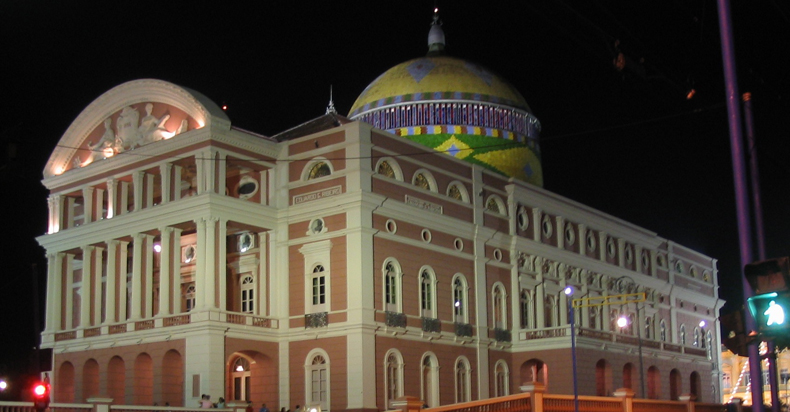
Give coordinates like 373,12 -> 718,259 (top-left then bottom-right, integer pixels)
748,292 -> 790,335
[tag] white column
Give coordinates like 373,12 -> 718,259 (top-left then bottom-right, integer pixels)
578,224 -> 587,255
172,228 -> 182,314
82,188 -> 94,224
143,234 -> 154,318
260,171 -> 268,206
195,219 -> 207,309
105,240 -> 118,324
556,217 -> 565,249
45,253 -> 61,332
196,153 -> 206,194
535,275 -> 545,329
106,178 -> 117,219
80,246 -> 94,328
160,163 -> 172,204
55,195 -> 65,232
119,181 -> 129,215
93,245 -> 104,325
218,219 -> 227,310
118,241 -> 129,321
599,231 -> 608,261
131,234 -> 143,319
133,171 -> 144,212
47,196 -> 55,233
66,197 -> 75,228
617,239 -> 626,267
159,227 -> 173,316
204,218 -> 217,309
258,232 -> 267,316
65,254 -> 74,329
217,152 -> 226,196
95,188 -> 105,220
532,208 -> 542,241
173,165 -> 182,201
146,173 -> 155,208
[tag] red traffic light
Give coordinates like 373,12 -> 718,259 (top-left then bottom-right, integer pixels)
33,382 -> 50,398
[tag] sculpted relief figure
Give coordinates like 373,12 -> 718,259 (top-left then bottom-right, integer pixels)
75,103 -> 185,168
117,106 -> 142,149
138,103 -> 172,144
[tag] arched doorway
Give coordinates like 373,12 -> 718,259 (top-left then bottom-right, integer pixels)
82,359 -> 100,401
134,353 -> 153,405
670,369 -> 682,400
227,351 -> 278,406
690,371 -> 701,401
56,362 -> 75,403
647,366 -> 661,399
622,363 -> 634,390
231,357 -> 252,401
162,350 -> 184,406
421,353 -> 439,407
108,356 -> 126,403
520,359 -> 547,387
596,359 -> 612,396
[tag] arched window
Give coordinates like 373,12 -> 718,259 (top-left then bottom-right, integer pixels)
493,283 -> 507,329
412,169 -> 437,192
447,181 -> 469,203
420,268 -> 437,318
693,327 -> 700,347
378,161 -> 395,178
494,360 -> 510,397
706,331 -> 713,360
232,357 -> 251,400
384,350 -> 404,408
240,275 -> 254,314
680,324 -> 686,346
375,158 -> 403,181
544,295 -> 556,327
311,264 -> 327,312
486,195 -> 506,215
589,306 -> 599,330
306,352 -> 329,410
644,315 -> 653,340
519,290 -> 531,329
306,161 -> 332,180
184,284 -> 196,312
421,353 -> 440,407
660,319 -> 667,342
455,357 -> 471,403
453,275 -> 468,323
384,260 -> 403,313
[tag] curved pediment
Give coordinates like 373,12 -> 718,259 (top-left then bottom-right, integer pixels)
44,79 -> 230,178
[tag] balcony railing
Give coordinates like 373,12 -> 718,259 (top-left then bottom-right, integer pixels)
421,317 -> 441,333
454,322 -> 473,337
386,311 -> 407,328
306,312 -> 328,328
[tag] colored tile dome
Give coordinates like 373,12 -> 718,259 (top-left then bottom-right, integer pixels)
348,18 -> 543,186
348,56 -> 532,117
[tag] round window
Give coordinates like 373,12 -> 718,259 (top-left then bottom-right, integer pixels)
421,229 -> 432,243
385,219 -> 397,234
237,176 -> 259,200
517,206 -> 529,231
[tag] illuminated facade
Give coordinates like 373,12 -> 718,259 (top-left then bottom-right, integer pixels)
37,16 -> 723,412
721,345 -> 790,406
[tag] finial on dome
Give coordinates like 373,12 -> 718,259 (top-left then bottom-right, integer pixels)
427,4 -> 445,56
326,85 -> 337,115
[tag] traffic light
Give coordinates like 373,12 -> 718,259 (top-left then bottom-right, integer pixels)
32,382 -> 50,412
745,257 -> 790,338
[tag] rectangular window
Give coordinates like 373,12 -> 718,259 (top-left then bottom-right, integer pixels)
313,276 -> 326,305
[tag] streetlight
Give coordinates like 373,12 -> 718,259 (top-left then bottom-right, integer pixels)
565,286 -> 579,412
616,276 -> 646,399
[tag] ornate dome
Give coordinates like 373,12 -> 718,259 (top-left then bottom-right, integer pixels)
348,19 -> 543,186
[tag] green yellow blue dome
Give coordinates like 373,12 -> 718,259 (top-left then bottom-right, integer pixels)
349,56 -> 531,116
349,55 -> 543,186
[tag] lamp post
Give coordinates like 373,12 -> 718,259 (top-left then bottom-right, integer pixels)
565,286 -> 579,412
616,276 -> 646,399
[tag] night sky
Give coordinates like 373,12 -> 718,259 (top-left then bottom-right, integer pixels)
1,0 -> 788,397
